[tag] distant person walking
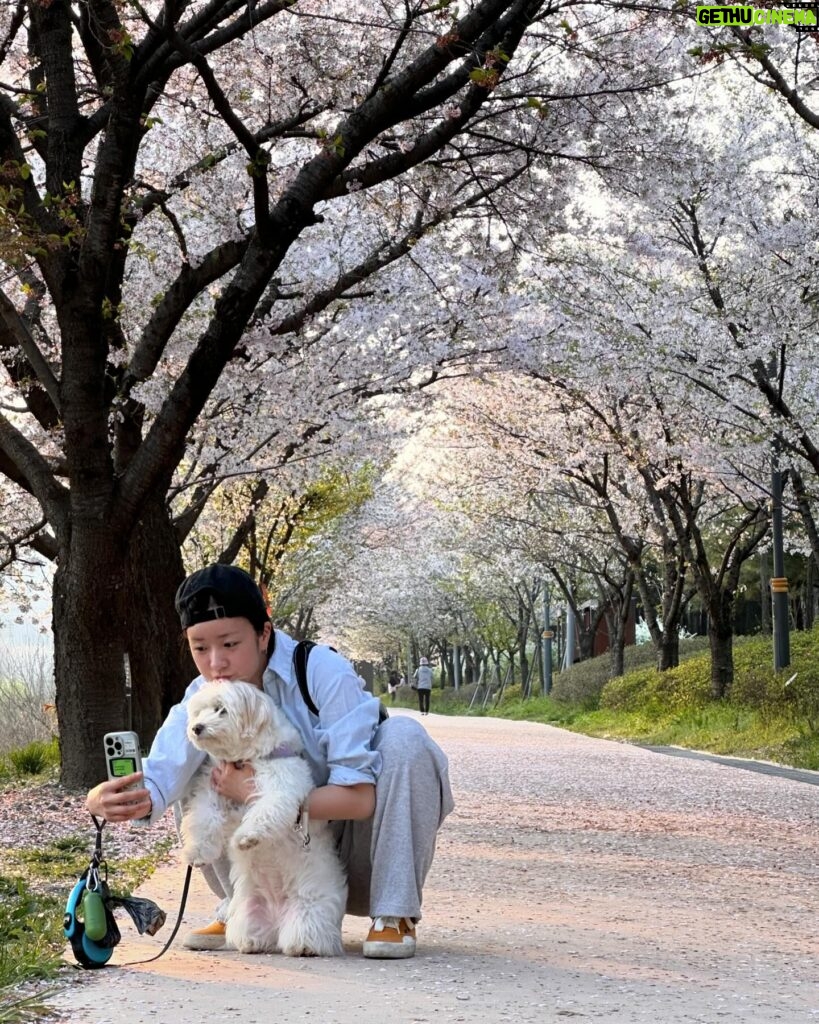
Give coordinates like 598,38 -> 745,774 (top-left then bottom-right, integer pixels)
413,657 -> 433,715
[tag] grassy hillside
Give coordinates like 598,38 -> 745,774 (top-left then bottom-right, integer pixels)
432,630 -> 819,771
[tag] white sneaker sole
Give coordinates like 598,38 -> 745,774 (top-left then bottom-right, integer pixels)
362,938 -> 416,959
182,934 -> 227,951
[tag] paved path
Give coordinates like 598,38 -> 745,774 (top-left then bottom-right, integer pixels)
50,712 -> 819,1024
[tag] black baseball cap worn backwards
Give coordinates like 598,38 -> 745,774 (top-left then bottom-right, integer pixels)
175,565 -> 269,630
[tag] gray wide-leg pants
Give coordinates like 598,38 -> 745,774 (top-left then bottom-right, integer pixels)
191,715 -> 454,922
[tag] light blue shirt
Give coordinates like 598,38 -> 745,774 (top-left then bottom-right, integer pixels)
140,629 -> 383,824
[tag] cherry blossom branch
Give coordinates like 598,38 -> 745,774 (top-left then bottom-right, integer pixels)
0,1 -> 25,67
0,412 -> 68,531
160,21 -> 274,241
132,104 -> 324,219
728,26 -> 819,130
0,515 -> 58,567
0,288 -> 61,424
112,0 -> 542,535
263,165 -> 527,339
364,0 -> 426,102
122,237 -> 249,395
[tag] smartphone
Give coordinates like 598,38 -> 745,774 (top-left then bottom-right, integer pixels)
103,731 -> 143,788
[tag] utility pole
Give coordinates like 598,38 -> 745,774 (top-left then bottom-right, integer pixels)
771,442 -> 790,671
562,601 -> 576,670
541,583 -> 553,695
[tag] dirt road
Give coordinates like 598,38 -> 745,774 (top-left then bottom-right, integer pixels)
50,712 -> 818,1024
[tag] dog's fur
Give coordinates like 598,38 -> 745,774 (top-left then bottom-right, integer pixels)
180,681 -> 347,956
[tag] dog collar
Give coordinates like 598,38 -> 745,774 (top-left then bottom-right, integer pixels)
260,743 -> 302,760
231,745 -> 301,770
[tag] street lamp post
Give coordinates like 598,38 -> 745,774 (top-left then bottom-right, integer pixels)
541,583 -> 553,696
771,445 -> 790,671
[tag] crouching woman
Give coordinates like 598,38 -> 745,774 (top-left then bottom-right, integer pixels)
86,564 -> 454,959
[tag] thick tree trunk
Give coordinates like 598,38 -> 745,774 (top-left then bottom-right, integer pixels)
759,551 -> 772,635
658,632 -> 680,671
606,570 -> 633,680
708,600 -> 734,700
630,563 -> 685,670
689,508 -> 767,700
123,494 -> 190,737
516,595 -> 530,692
605,602 -> 628,678
54,528 -> 130,789
609,640 -> 625,679
54,496 -> 189,789
791,469 -> 819,579
518,647 -> 528,690
463,647 -> 476,684
432,641 -> 449,687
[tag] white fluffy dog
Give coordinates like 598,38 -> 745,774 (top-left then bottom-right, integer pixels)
180,681 -> 347,956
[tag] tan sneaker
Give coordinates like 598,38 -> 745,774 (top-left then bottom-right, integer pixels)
182,920 -> 226,950
363,916 -> 416,959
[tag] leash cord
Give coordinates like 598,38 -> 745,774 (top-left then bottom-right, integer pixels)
116,864 -> 193,968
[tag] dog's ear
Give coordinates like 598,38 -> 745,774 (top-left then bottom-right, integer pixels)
235,689 -> 267,744
243,698 -> 268,741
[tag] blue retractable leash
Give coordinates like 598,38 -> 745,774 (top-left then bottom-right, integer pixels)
64,814 -> 192,969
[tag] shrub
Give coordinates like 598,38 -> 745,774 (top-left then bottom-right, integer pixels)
434,682 -> 488,711
6,740 -> 59,778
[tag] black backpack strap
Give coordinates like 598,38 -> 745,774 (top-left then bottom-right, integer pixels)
293,640 -> 319,716
293,640 -> 388,724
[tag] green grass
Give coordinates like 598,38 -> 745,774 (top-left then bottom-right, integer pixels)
0,989 -> 59,1024
0,766 -> 174,1024
440,628 -> 819,771
0,874 -> 65,991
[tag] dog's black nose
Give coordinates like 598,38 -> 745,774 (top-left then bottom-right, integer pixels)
192,724 -> 204,736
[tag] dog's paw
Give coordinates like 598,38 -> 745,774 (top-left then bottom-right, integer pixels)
182,840 -> 222,866
232,831 -> 260,851
280,938 -> 344,957
236,940 -> 266,954
181,846 -> 208,867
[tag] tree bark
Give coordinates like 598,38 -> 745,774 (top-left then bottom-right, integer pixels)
609,640 -> 625,679
516,596 -> 530,693
686,507 -> 768,699
658,631 -> 680,672
707,592 -> 735,700
605,571 -> 634,680
53,526 -> 129,788
123,493 -> 191,738
791,469 -> 819,578
759,551 -> 772,635
53,494 -> 190,789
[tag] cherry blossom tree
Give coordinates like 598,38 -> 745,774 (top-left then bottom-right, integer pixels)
2,0 -> 621,785
319,27 -> 819,702
0,0 -> 796,782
